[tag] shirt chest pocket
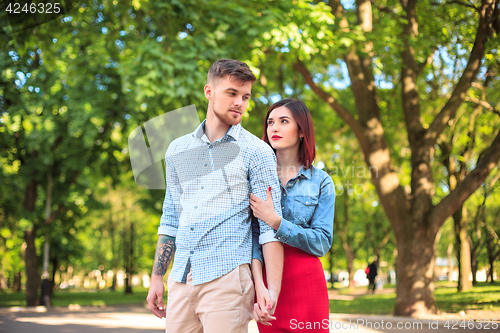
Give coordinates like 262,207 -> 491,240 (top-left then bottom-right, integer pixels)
293,195 -> 318,225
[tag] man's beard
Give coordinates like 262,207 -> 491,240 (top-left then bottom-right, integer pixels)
212,104 -> 241,126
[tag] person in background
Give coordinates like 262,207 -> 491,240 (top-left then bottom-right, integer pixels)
367,257 -> 378,294
250,99 -> 335,332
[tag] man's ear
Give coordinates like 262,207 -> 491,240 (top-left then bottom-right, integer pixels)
204,84 -> 212,99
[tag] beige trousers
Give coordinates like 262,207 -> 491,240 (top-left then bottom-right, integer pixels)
166,264 -> 254,333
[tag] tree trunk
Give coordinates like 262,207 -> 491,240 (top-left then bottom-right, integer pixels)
328,246 -> 336,287
40,173 -> 53,306
13,271 -> 21,292
447,243 -> 454,283
454,206 -> 472,291
124,222 -> 134,294
347,253 -> 355,291
23,179 -> 39,306
50,256 -> 58,292
40,232 -> 51,306
470,240 -> 478,286
24,228 -> 39,306
110,221 -> 117,291
488,255 -> 495,283
394,228 -> 437,317
111,269 -> 117,291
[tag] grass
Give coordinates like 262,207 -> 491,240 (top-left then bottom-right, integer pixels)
0,287 -> 149,308
329,292 -> 396,314
329,282 -> 500,315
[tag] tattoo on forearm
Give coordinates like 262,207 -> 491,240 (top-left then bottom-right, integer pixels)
153,235 -> 176,276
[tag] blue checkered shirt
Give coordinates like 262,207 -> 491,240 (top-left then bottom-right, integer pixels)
158,120 -> 282,285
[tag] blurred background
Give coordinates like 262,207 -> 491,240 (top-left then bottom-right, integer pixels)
0,0 -> 499,317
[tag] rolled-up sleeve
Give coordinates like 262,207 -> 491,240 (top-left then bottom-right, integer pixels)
248,145 -> 282,245
251,214 -> 264,263
275,176 -> 335,257
158,151 -> 182,237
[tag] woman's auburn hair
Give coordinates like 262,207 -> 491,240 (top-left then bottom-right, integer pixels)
262,98 -> 316,169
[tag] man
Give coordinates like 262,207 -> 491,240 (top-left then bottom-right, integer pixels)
146,59 -> 284,333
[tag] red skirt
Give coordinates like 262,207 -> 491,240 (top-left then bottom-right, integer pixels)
258,244 -> 330,332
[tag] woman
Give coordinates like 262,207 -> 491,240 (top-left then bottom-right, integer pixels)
250,99 -> 335,332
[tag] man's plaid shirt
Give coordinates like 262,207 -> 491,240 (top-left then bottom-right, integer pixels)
158,120 -> 281,285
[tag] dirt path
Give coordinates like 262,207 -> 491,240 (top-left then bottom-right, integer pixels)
1,305 -> 498,333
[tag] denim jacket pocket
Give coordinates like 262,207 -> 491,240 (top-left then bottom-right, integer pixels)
293,195 -> 318,225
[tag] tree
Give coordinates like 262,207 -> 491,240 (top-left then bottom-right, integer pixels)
1,0 -> 295,305
259,0 -> 499,316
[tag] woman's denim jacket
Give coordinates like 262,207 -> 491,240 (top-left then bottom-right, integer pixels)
252,165 -> 335,262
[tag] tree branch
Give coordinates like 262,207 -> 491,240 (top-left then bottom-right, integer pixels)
465,96 -> 500,116
430,129 -> 500,233
445,0 -> 479,11
426,0 -> 497,146
293,61 -> 369,153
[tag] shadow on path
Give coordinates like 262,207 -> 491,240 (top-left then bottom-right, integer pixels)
0,307 -> 165,333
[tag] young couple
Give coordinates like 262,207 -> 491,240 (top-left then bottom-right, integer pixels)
146,59 -> 335,333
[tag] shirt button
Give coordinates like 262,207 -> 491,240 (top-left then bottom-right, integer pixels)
190,250 -> 194,254
277,237 -> 281,240
306,201 -> 309,204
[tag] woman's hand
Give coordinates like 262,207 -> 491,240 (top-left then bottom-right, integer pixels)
253,283 -> 277,326
250,187 -> 281,230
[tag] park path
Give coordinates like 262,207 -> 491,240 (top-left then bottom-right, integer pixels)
1,305 -> 495,333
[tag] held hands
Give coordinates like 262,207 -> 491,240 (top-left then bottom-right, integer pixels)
253,283 -> 279,326
146,276 -> 166,318
250,187 -> 281,230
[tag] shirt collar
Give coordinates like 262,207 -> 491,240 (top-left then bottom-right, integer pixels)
297,165 -> 312,180
193,119 -> 242,142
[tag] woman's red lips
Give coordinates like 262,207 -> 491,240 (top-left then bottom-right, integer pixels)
271,135 -> 282,139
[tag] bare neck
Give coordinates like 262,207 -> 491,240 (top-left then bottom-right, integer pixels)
276,148 -> 302,177
205,107 -> 230,143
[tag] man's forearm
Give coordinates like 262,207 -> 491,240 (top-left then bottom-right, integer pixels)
152,235 -> 176,278
262,241 -> 284,294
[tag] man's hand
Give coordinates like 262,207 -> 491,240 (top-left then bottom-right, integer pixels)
253,285 -> 278,326
146,276 -> 166,318
147,235 -> 175,318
